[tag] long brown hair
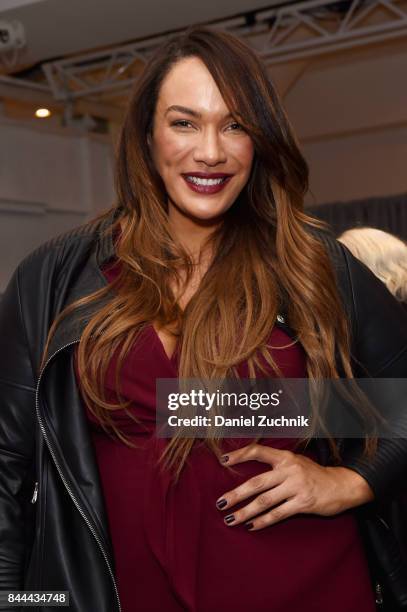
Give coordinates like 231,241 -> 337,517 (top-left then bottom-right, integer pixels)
43,26 -> 376,479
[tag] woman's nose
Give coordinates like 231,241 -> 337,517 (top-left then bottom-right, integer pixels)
193,128 -> 227,165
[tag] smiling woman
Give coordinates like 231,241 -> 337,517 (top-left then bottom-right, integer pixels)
0,24 -> 407,612
149,66 -> 254,214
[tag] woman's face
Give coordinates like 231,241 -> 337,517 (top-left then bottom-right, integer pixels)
149,56 -> 255,222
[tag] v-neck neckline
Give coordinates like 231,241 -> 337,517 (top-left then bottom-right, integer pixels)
150,324 -> 178,365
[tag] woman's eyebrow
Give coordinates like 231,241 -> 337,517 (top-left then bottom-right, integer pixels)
165,105 -> 201,118
164,105 -> 233,120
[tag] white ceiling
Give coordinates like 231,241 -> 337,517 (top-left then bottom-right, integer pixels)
0,0 -> 282,67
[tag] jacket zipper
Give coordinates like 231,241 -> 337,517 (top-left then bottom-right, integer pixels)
31,481 -> 38,504
375,582 -> 384,605
35,339 -> 122,612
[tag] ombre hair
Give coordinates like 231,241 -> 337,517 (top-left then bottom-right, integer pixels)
339,227 -> 407,303
42,26 -> 377,479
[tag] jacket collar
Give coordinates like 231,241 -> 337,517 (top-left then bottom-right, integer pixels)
45,207 -> 120,362
95,206 -> 119,268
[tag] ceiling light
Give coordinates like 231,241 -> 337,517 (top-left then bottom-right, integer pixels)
35,108 -> 51,118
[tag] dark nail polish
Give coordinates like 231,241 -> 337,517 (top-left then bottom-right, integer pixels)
246,522 -> 254,530
224,514 -> 235,524
220,455 -> 229,463
216,498 -> 227,509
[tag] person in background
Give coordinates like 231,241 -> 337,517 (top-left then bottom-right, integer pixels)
338,227 -> 407,306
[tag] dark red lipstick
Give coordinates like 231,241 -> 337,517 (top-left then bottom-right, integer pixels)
181,172 -> 233,195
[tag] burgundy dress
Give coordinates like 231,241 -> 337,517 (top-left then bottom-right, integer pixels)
74,260 -> 376,612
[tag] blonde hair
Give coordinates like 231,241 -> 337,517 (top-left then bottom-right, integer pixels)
338,227 -> 407,302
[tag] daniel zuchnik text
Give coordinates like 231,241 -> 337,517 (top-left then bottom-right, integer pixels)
167,415 -> 310,428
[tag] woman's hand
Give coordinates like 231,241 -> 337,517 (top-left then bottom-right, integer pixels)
215,443 -> 374,531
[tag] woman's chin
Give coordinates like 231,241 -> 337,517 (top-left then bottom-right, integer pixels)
181,200 -> 231,222
188,208 -> 228,224
167,194 -> 232,224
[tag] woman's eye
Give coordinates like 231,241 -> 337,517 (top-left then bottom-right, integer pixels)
172,120 -> 193,128
228,122 -> 244,131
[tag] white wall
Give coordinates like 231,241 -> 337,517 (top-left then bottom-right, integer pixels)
279,44 -> 407,206
0,118 -> 115,292
302,125 -> 407,205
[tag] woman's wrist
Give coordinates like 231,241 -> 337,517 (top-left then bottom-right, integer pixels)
327,466 -> 375,510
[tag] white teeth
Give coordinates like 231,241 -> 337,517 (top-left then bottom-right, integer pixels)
185,176 -> 226,186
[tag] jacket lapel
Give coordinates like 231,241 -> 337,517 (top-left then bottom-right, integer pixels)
38,210 -> 118,558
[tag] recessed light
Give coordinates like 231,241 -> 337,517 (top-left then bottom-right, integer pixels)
35,108 -> 51,118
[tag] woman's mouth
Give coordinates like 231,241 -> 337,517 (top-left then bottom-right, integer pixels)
182,174 -> 233,194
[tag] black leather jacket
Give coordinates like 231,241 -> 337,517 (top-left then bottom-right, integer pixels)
1,208 -> 407,612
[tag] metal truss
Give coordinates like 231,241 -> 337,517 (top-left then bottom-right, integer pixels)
1,0 -> 407,106
41,36 -> 164,102
240,0 -> 407,63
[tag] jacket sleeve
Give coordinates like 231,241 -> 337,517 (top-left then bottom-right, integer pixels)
0,264 -> 37,592
338,243 -> 407,500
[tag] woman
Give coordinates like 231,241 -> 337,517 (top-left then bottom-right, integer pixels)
1,26 -> 407,612
339,227 -> 407,307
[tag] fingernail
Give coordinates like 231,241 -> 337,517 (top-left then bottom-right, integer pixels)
216,498 -> 227,509
220,455 -> 229,463
246,522 -> 254,530
224,514 -> 235,524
